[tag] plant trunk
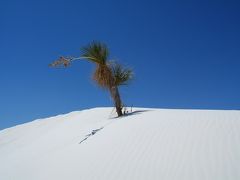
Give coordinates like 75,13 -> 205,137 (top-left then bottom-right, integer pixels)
110,86 -> 123,117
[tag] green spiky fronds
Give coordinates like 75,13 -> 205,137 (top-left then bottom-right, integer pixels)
81,41 -> 109,65
111,63 -> 133,86
82,42 -> 113,88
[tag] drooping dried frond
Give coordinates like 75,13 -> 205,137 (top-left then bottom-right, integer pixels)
49,56 -> 72,67
81,41 -> 109,65
93,64 -> 114,89
111,63 -> 133,86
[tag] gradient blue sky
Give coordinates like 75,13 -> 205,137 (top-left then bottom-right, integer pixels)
1,0 -> 240,130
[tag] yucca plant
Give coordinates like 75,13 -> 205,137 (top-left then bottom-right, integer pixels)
50,41 -> 133,117
111,63 -> 133,86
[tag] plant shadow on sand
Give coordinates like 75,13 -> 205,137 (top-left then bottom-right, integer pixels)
79,109 -> 152,144
124,110 -> 152,116
110,109 -> 152,119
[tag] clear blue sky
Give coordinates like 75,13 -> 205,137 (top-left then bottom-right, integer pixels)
1,0 -> 240,130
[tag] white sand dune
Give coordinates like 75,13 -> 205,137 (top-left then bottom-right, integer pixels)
0,107 -> 240,180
